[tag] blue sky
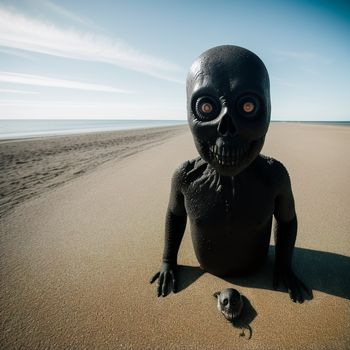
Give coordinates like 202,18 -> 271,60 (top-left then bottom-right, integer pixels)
0,0 -> 349,121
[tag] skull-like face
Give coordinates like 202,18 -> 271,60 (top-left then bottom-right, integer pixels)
214,288 -> 243,321
187,45 -> 271,176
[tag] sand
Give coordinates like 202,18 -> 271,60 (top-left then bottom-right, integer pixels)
0,125 -> 187,218
0,123 -> 349,349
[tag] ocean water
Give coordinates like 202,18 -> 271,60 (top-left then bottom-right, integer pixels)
0,119 -> 187,140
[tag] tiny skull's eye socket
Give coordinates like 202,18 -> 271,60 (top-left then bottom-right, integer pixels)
237,95 -> 261,119
223,298 -> 228,306
194,96 -> 220,121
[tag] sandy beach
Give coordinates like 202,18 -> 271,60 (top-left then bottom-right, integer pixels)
0,125 -> 186,218
0,123 -> 349,349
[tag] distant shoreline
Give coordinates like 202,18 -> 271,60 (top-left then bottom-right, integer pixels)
0,119 -> 187,141
0,119 -> 348,141
271,120 -> 350,125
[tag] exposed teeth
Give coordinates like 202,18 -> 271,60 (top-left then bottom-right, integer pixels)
208,143 -> 251,167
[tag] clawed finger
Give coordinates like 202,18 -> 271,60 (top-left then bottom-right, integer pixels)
170,270 -> 177,293
162,273 -> 169,297
286,274 -> 305,303
149,272 -> 160,284
291,279 -> 303,303
157,274 -> 164,297
295,284 -> 304,303
287,287 -> 296,302
283,275 -> 296,303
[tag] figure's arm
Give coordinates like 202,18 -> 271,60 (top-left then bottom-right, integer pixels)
162,209 -> 187,266
273,163 -> 311,303
150,164 -> 187,297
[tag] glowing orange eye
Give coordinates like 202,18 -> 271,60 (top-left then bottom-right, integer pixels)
237,95 -> 260,118
201,102 -> 213,114
194,96 -> 220,120
243,102 -> 255,113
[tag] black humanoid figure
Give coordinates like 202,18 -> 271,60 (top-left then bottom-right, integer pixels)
151,45 -> 310,303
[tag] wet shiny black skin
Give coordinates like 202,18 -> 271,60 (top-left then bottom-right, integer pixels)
150,45 -> 311,303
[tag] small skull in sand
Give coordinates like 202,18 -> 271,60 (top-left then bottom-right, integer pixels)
214,288 -> 243,321
214,288 -> 252,339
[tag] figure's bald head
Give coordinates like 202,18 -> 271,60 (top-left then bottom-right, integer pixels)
187,45 -> 270,113
186,45 -> 271,176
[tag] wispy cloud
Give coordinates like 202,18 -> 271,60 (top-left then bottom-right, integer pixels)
273,50 -> 330,64
40,0 -> 101,30
0,7 -> 184,83
0,88 -> 39,94
0,71 -> 133,93
0,47 -> 36,60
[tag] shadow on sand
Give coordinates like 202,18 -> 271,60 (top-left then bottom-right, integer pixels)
175,246 -> 350,300
231,296 -> 257,339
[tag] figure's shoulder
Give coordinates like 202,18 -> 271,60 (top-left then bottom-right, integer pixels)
172,157 -> 208,185
255,154 -> 292,190
257,154 -> 289,173
172,158 -> 196,179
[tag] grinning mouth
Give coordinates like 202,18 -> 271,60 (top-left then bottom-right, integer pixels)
223,311 -> 234,321
208,143 -> 251,166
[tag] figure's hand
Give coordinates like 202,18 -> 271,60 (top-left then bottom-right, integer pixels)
273,266 -> 312,303
150,262 -> 177,297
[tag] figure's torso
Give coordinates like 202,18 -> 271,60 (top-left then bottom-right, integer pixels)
181,156 -> 279,275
